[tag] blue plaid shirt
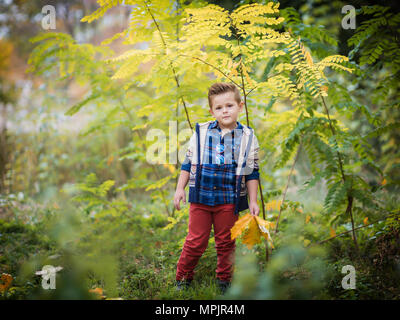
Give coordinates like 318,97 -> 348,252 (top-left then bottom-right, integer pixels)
181,120 -> 259,206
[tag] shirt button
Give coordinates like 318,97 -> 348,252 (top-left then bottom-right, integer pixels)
213,186 -> 216,189
214,173 -> 217,176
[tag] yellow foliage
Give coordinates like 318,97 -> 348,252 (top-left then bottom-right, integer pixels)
265,199 -> 282,211
163,164 -> 176,174
163,217 -> 177,230
241,60 -> 254,87
287,38 -> 352,99
0,40 -> 13,76
81,0 -> 123,23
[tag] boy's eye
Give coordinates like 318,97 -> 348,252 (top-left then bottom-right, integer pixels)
215,104 -> 232,110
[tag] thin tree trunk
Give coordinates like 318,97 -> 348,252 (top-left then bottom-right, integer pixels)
321,95 -> 358,252
275,141 -> 303,234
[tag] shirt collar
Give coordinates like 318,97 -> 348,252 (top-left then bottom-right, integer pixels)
210,120 -> 243,130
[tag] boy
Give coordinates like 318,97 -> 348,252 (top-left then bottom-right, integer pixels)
173,82 -> 260,294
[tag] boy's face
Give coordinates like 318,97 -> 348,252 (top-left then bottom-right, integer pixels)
209,91 -> 243,130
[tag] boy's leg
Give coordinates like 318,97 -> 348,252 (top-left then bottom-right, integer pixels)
212,204 -> 238,282
176,203 -> 213,281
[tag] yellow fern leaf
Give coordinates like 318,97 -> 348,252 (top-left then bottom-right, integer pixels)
81,0 -> 122,24
265,199 -> 282,211
300,42 -> 313,66
241,61 -> 254,86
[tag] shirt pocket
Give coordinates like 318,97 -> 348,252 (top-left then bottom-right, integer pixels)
218,164 -> 236,191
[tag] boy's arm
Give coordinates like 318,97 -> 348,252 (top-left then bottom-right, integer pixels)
176,170 -> 190,190
174,170 -> 190,211
246,179 -> 258,203
246,179 -> 260,216
174,131 -> 195,210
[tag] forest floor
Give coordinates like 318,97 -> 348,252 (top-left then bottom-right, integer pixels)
1,202 -> 399,300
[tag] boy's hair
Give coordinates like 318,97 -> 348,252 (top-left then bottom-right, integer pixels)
208,82 -> 242,109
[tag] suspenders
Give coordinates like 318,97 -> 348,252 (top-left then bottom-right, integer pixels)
235,130 -> 253,214
193,123 -> 201,202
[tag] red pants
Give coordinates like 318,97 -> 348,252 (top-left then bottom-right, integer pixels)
176,203 -> 239,282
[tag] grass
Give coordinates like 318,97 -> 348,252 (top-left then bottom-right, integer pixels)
1,199 -> 400,300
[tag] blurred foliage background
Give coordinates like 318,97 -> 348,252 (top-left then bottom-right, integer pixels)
0,0 -> 399,299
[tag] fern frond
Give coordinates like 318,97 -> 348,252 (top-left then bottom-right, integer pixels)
81,0 -> 123,23
231,2 -> 284,36
348,11 -> 388,47
363,122 -> 400,139
323,180 -> 348,215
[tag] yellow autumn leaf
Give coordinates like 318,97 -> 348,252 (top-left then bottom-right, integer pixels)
254,215 -> 275,233
381,178 -> 387,186
254,215 -> 275,249
363,217 -> 369,225
242,217 -> 260,249
305,215 -> 311,224
330,227 -> 336,238
89,287 -> 103,295
107,155 -> 114,166
297,207 -> 303,214
0,273 -> 13,293
231,214 -> 274,249
89,287 -> 106,299
231,213 -> 253,240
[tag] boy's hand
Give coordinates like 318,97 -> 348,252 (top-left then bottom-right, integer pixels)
249,201 -> 259,216
174,188 -> 186,211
